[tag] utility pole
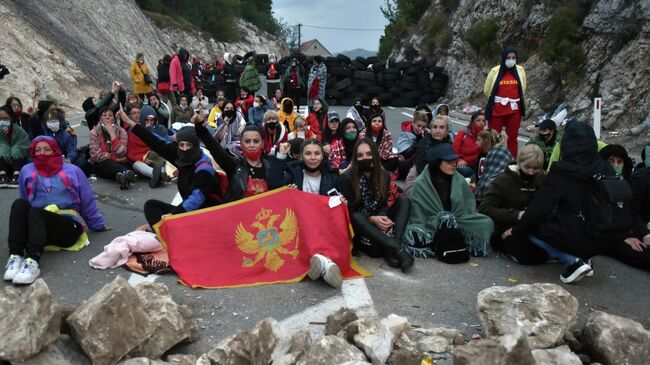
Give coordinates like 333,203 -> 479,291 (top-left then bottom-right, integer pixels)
297,23 -> 302,51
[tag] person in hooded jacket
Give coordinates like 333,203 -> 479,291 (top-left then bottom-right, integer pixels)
526,119 -> 559,169
4,136 -> 107,284
369,98 -> 386,122
271,139 -> 338,196
307,56 -> 327,109
130,53 -> 154,101
346,97 -> 368,131
5,97 -> 32,137
248,95 -> 274,127
41,109 -> 86,173
148,94 -> 171,128
157,55 -> 176,107
278,97 -> 298,131
30,100 -> 57,138
329,116 -> 359,173
83,81 -> 127,131
0,106 -> 30,188
506,121 -> 650,282
484,46 -> 527,158
261,110 -> 288,156
222,53 -> 239,101
170,48 -> 194,99
281,57 -> 304,113
120,112 -> 225,228
598,144 -> 633,182
452,112 -> 485,176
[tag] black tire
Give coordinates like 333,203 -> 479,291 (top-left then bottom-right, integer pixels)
367,56 -> 379,64
383,73 -> 399,82
327,89 -> 343,98
405,66 -> 420,75
336,54 -> 351,64
378,92 -> 393,102
420,94 -> 437,103
255,53 -> 269,65
402,75 -> 417,84
375,72 -> 384,86
292,53 -> 306,63
344,84 -> 359,94
431,80 -> 447,90
430,66 -> 445,75
396,61 -> 411,70
352,79 -> 376,87
372,60 -> 387,72
403,90 -> 423,99
391,98 -> 415,107
350,61 -> 366,70
384,81 -> 399,89
340,98 -> 356,106
365,86 -> 384,95
335,77 -> 352,90
326,56 -> 338,63
388,57 -> 396,68
389,86 -> 404,94
352,70 -> 375,81
355,56 -> 369,66
400,81 -> 418,90
384,68 -> 401,75
330,67 -> 352,77
414,59 -> 426,66
305,56 -> 315,66
326,97 -> 339,106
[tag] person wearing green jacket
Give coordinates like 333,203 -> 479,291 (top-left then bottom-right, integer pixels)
526,119 -> 560,169
0,106 -> 30,188
239,57 -> 261,93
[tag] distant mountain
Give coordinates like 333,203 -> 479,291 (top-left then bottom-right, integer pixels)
337,48 -> 377,59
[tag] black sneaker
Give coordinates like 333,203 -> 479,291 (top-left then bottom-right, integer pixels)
0,174 -> 8,188
149,166 -> 162,188
6,173 -> 19,188
125,170 -> 136,184
116,172 -> 128,190
560,259 -> 592,284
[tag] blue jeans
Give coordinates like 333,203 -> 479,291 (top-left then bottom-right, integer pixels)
528,235 -> 578,268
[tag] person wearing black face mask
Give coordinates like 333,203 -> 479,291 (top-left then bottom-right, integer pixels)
369,97 -> 385,121
479,145 -> 549,265
346,97 -> 368,130
338,138 -> 414,273
261,110 -> 287,156
526,119 -> 559,169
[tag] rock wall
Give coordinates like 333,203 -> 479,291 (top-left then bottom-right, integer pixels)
390,0 -> 650,130
0,0 -> 287,110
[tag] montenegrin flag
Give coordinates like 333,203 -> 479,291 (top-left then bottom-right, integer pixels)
154,187 -> 371,288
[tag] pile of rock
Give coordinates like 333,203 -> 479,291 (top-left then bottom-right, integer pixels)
2,280 -> 648,365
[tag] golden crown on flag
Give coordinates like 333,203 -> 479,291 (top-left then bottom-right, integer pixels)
255,208 -> 273,221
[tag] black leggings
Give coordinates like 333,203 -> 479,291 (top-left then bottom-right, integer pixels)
144,199 -> 176,229
350,196 -> 410,260
93,159 -> 129,179
8,199 -> 83,261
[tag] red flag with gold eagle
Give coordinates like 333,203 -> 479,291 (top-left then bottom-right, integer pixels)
154,187 -> 370,288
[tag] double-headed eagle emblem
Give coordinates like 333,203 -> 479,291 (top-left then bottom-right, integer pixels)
235,208 -> 299,271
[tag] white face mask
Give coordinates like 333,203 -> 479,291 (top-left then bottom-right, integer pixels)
253,101 -> 260,108
0,119 -> 10,127
47,121 -> 60,132
505,59 -> 516,69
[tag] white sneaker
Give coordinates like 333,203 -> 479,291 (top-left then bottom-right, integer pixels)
12,258 -> 41,285
309,254 -> 343,288
3,255 -> 24,281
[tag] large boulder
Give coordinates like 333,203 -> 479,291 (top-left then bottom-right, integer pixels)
477,283 -> 578,349
66,276 -> 156,365
206,318 -> 288,365
296,336 -> 367,365
453,330 -> 537,365
130,282 -> 198,359
531,345 -> 582,365
0,280 -> 61,362
13,334 -> 90,365
581,311 -> 650,365
325,307 -> 358,335
351,317 -> 395,364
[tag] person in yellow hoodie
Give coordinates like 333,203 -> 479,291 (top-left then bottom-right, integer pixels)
278,97 -> 298,132
207,95 -> 226,129
130,53 -> 153,101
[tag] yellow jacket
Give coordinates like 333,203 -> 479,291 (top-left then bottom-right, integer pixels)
130,61 -> 153,94
278,98 -> 297,131
208,105 -> 223,128
483,65 -> 527,97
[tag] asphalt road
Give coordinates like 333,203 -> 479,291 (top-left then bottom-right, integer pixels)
1,101 -> 648,358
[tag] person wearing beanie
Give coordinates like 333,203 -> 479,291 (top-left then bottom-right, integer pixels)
4,136 -> 107,285
484,46 -> 527,158
0,105 -> 30,188
508,121 -> 650,282
130,52 -> 154,102
598,144 -> 633,181
404,142 -> 494,261
337,137 -> 414,273
526,119 -> 559,169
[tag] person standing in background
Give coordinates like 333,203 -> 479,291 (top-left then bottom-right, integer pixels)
130,53 -> 153,102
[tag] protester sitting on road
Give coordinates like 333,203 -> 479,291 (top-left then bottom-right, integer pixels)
235,87 -> 255,124
329,117 -> 360,173
261,110 -> 288,156
171,95 -> 193,125
526,119 -> 559,169
306,98 -> 328,135
318,110 -> 343,155
598,144 -> 633,181
213,104 -> 246,157
474,129 -> 513,202
361,113 -> 399,176
369,97 -> 386,122
89,107 -> 135,190
120,111 -> 225,228
197,123 -> 280,200
346,97 -> 368,131
479,145 -> 548,264
0,106 -> 30,188
338,138 -> 414,272
278,97 -> 298,132
484,46 -> 527,158
148,94 -> 171,128
191,88 -> 209,111
507,121 -> 650,283
83,82 -> 126,131
452,112 -> 485,178
121,105 -> 167,188
207,95 -> 226,129
434,104 -> 449,117
404,143 -> 494,260
272,139 -> 338,196
287,116 -> 315,141
157,55 -> 175,107
270,88 -> 283,111
248,94 -> 274,127
41,109 -> 87,173
4,136 -> 107,285
396,110 -> 429,179
5,97 -> 32,137
130,53 -> 153,102
30,100 -> 57,137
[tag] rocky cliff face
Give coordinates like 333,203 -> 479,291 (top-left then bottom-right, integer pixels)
0,0 -> 287,109
391,0 -> 649,132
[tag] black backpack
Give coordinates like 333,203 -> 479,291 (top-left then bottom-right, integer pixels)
432,226 -> 469,264
583,174 -> 634,239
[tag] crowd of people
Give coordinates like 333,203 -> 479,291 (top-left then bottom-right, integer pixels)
2,46 -> 649,286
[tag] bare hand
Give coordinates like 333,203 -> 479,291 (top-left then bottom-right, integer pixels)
287,183 -> 298,190
278,142 -> 291,155
323,145 -> 332,155
457,160 -> 468,168
370,216 -> 394,232
624,237 -> 644,252
501,228 -> 513,240
161,213 -> 172,220
339,195 -> 347,204
111,81 -> 119,93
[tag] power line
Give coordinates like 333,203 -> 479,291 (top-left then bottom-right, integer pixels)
300,24 -> 384,31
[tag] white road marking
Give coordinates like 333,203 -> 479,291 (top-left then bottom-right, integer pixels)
404,107 -> 415,112
387,106 -> 396,110
128,273 -> 160,286
71,123 -> 80,128
342,278 -> 377,318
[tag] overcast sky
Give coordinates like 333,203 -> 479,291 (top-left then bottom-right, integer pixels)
272,0 -> 388,53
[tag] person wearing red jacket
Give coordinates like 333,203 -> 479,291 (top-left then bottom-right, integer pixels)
452,112 -> 485,176
306,98 -> 327,135
235,88 -> 255,124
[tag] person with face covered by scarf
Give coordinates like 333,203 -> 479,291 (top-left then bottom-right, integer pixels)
526,119 -> 559,169
484,46 -> 527,158
4,136 -> 107,285
278,97 -> 298,131
121,112 -> 225,227
261,110 -> 288,156
0,106 -> 30,188
338,138 -> 414,272
508,121 -> 650,282
346,97 -> 368,131
479,145 -> 548,265
329,116 -> 359,173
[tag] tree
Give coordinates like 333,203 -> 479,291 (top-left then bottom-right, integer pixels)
278,18 -> 299,52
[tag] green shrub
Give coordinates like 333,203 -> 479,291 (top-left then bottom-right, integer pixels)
441,0 -> 460,13
540,7 -> 585,84
422,14 -> 452,50
465,17 -> 501,58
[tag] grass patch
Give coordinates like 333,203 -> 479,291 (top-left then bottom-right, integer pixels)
465,17 -> 501,58
539,7 -> 585,85
423,14 -> 452,51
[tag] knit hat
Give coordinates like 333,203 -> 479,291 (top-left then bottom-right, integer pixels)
426,143 -> 458,162
538,119 -> 557,130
